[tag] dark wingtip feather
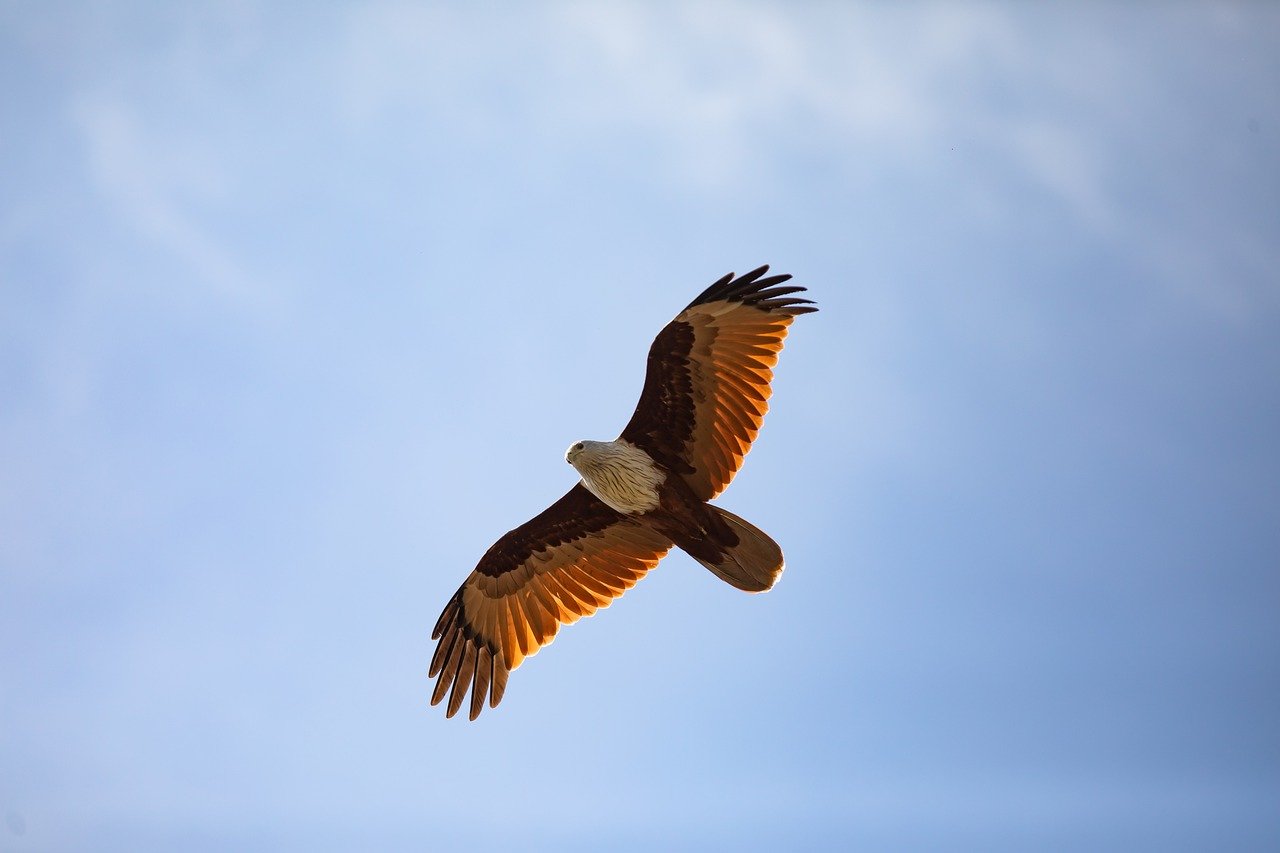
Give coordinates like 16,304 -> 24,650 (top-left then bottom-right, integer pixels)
685,265 -> 815,314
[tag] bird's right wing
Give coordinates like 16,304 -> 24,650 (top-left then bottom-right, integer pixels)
430,484 -> 672,720
620,266 -> 816,501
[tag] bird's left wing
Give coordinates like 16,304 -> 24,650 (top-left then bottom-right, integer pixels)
430,484 -> 672,720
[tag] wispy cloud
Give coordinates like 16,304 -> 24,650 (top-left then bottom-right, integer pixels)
332,2 -> 1278,318
71,94 -> 281,317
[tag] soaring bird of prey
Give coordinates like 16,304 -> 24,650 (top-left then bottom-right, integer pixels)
429,266 -> 817,719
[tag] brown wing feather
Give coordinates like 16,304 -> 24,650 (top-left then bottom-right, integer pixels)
429,484 -> 672,719
620,266 -> 816,500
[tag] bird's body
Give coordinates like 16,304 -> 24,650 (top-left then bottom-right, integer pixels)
429,266 -> 816,719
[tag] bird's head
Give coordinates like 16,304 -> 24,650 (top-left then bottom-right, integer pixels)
565,440 -> 588,467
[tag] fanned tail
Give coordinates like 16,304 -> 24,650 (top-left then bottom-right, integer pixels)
674,505 -> 785,593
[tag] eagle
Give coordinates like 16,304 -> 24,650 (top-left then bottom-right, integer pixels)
429,266 -> 817,719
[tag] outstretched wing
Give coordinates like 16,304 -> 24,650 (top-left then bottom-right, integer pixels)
430,484 -> 672,720
619,266 -> 816,501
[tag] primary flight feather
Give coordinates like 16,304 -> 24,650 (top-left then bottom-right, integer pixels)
429,266 -> 817,719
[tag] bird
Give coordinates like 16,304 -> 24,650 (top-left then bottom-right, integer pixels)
429,266 -> 817,719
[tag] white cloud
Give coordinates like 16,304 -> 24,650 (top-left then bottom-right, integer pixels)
70,94 -> 280,317
335,2 -> 983,185
332,2 -> 1277,318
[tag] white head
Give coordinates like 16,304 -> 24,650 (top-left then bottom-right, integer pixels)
562,438 -> 665,513
565,439 -> 596,469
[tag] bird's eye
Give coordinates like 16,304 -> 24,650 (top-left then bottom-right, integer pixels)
574,443 -> 583,451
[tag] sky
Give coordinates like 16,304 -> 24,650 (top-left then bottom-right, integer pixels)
1,2 -> 1278,850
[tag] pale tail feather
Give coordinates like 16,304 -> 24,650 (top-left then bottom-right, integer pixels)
684,506 -> 784,593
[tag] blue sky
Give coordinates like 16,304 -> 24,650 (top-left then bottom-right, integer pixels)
2,2 -> 1278,850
